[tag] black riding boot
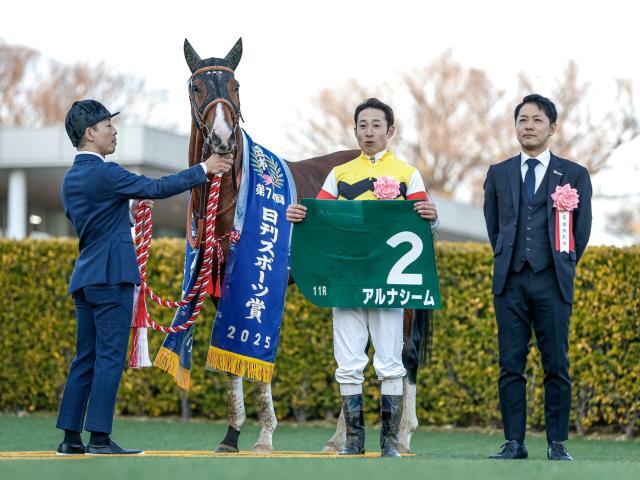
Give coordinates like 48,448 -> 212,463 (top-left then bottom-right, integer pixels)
380,395 -> 403,458
339,394 -> 365,455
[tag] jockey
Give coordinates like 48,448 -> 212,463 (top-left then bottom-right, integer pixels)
286,98 -> 438,457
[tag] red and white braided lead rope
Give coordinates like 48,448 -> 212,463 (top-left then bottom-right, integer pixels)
134,176 -> 221,334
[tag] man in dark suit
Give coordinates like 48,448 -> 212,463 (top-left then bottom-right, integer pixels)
483,94 -> 592,461
56,100 -> 233,455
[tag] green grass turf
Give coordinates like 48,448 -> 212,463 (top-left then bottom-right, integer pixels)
1,414 -> 638,480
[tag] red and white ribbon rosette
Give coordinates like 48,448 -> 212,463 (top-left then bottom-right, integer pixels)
550,184 -> 579,253
373,175 -> 401,200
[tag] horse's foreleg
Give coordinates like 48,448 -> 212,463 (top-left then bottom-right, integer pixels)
397,376 -> 418,454
215,374 -> 246,453
253,382 -> 277,453
321,406 -> 347,452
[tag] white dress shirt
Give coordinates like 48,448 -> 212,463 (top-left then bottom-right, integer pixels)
78,151 -> 105,161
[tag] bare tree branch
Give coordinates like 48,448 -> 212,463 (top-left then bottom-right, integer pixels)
525,62 -> 640,174
287,53 -> 639,203
286,80 -> 381,156
0,41 -> 163,128
607,207 -> 640,242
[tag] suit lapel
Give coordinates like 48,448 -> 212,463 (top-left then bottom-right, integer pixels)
546,154 -> 563,217
508,155 -> 521,219
546,153 -> 564,245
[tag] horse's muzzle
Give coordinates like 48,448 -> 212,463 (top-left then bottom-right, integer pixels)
206,133 -> 236,156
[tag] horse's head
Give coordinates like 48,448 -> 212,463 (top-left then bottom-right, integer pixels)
184,39 -> 244,252
184,38 -> 243,157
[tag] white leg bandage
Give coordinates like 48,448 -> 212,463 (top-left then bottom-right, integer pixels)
339,383 -> 363,396
381,377 -> 404,396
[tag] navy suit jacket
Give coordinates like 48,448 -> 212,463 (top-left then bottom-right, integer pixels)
483,153 -> 592,303
61,153 -> 207,294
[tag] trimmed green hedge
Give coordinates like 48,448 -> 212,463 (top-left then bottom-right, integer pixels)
1,240 -> 638,437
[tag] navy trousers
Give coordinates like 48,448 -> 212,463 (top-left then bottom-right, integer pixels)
493,265 -> 572,443
56,284 -> 134,434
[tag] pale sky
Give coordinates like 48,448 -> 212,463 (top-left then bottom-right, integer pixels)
3,0 -> 639,149
2,0 -> 639,244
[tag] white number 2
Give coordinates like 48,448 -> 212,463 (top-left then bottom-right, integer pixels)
386,231 -> 423,285
227,326 -> 236,339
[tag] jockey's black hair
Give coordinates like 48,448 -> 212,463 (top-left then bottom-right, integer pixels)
354,98 -> 394,131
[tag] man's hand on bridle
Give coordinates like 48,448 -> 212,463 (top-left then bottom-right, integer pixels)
204,153 -> 234,175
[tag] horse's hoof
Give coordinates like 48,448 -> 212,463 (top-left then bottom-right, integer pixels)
397,443 -> 410,454
252,444 -> 273,454
215,443 -> 239,453
321,443 -> 342,453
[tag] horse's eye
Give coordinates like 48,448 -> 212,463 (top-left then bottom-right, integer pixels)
192,85 -> 200,94
235,83 -> 240,91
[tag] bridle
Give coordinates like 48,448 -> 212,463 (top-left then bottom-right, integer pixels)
188,65 -> 243,156
187,65 -> 244,248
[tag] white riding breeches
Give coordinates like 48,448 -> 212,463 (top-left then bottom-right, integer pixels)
333,307 -> 406,385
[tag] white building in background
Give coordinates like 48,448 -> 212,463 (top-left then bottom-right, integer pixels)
0,125 -> 197,239
0,125 -> 489,243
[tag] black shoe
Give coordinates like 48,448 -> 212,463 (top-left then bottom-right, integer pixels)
547,441 -> 573,461
56,441 -> 86,455
86,440 -> 144,455
488,440 -> 528,459
338,394 -> 365,455
380,395 -> 403,458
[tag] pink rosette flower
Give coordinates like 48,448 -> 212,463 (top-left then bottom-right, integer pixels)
373,175 -> 401,200
551,183 -> 579,211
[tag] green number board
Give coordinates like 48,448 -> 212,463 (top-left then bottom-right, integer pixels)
290,199 -> 441,309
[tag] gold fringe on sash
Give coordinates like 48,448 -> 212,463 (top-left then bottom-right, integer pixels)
154,347 -> 191,390
206,346 -> 275,383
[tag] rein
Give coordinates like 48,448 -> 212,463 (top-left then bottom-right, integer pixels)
133,181 -> 217,333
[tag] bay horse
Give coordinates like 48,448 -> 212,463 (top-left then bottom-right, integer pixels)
182,38 -> 425,454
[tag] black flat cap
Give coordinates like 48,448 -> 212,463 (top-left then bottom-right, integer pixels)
65,100 -> 119,147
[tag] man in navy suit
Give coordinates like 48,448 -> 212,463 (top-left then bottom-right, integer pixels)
56,100 -> 233,455
483,94 -> 592,461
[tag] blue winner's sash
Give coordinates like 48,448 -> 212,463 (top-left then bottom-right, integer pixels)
207,131 -> 295,382
154,130 -> 295,387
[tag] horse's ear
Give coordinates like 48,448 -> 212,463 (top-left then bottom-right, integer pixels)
184,39 -> 201,73
224,38 -> 243,71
